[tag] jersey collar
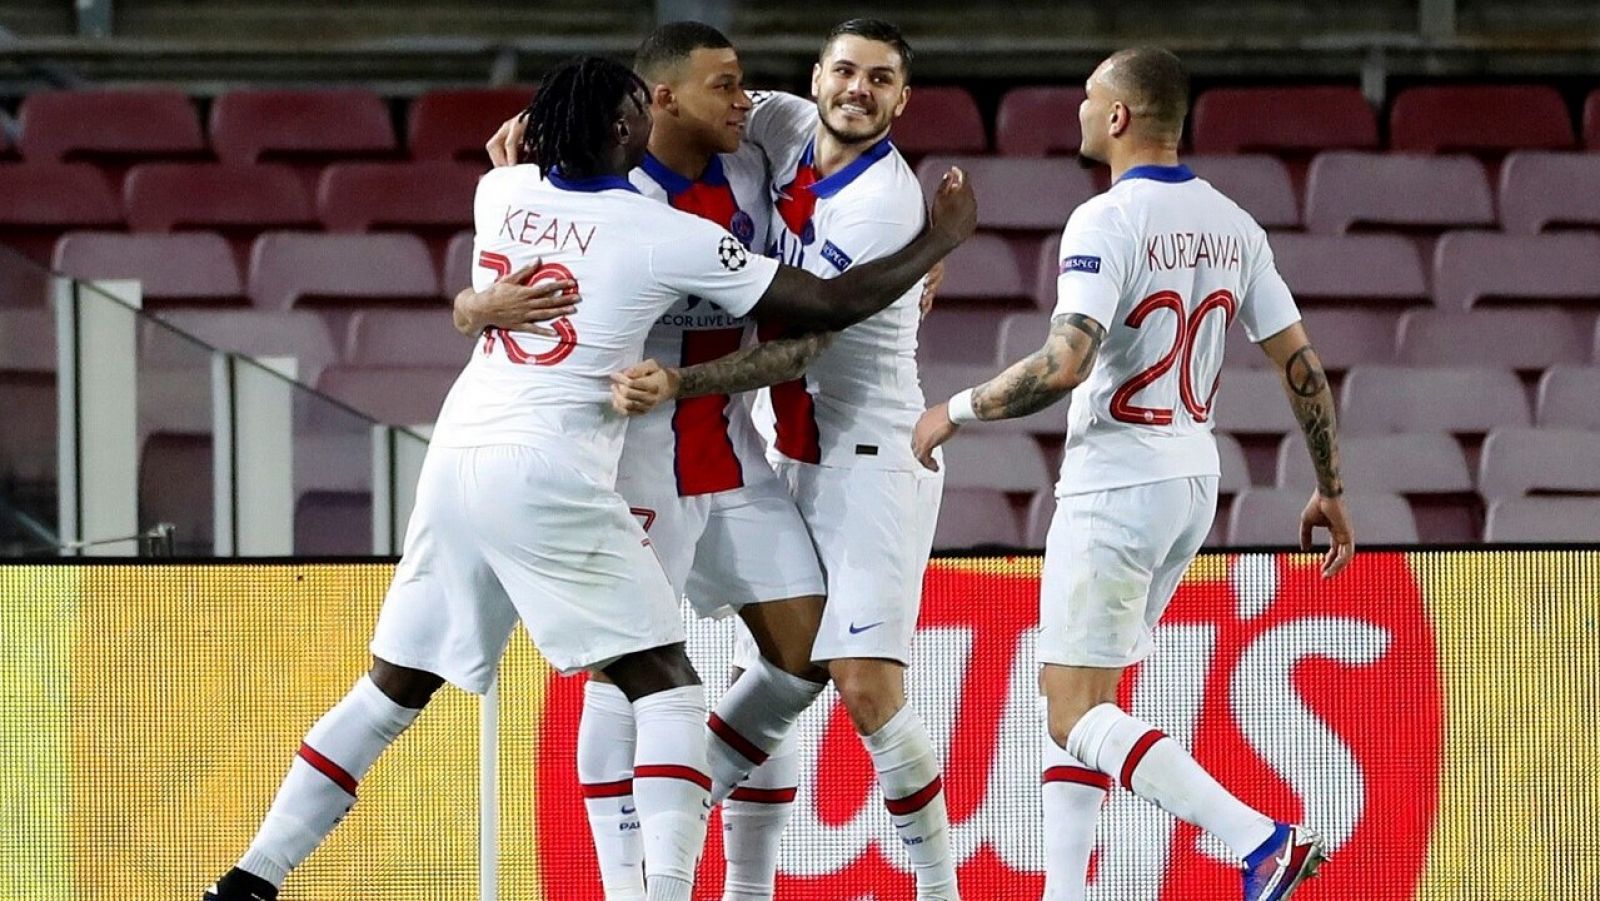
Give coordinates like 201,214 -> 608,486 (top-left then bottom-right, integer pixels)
1117,163 -> 1197,184
639,152 -> 728,197
802,135 -> 895,199
547,168 -> 642,194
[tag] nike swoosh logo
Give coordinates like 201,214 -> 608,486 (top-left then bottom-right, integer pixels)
848,621 -> 885,634
620,805 -> 636,815
1275,839 -> 1294,869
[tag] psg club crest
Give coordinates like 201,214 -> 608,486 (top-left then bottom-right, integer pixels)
730,210 -> 755,248
717,235 -> 749,272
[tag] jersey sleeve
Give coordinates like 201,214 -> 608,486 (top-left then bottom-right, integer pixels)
647,209 -> 781,318
744,91 -> 817,161
1236,227 -> 1302,343
1050,201 -> 1128,330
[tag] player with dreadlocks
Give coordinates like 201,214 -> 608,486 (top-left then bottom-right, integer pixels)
203,55 -> 976,901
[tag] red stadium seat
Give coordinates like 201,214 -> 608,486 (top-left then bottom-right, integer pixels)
315,365 -> 457,426
409,87 -> 535,163
210,89 -> 395,165
317,162 -> 480,232
994,86 -> 1085,157
343,309 -> 476,368
1389,85 -> 1574,154
1537,366 -> 1600,429
1339,365 -> 1530,435
1185,155 -> 1299,229
1190,87 -> 1378,155
149,310 -> 340,385
53,231 -> 244,306
1267,234 -> 1428,306
933,488 -> 1023,549
17,89 -> 205,163
123,163 -> 315,233
1485,497 -> 1600,542
1397,308 -> 1586,371
442,230 -> 474,298
1584,89 -> 1600,149
1294,308 -> 1398,371
915,156 -> 1095,231
1477,427 -> 1600,503
1212,369 -> 1299,437
934,233 -> 1031,306
1304,152 -> 1494,234
891,86 -> 986,156
1230,489 -> 1417,545
0,164 -> 123,262
1431,232 -> 1600,310
248,232 -> 439,311
1277,431 -> 1472,494
1498,151 -> 1600,233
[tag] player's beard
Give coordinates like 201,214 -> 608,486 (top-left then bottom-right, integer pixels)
819,98 -> 890,146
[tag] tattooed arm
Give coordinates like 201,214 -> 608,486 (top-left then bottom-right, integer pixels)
609,332 -> 833,415
910,313 -> 1104,467
1260,321 -> 1355,577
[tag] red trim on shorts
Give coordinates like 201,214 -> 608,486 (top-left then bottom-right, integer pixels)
708,713 -> 769,766
884,775 -> 943,816
1042,765 -> 1113,792
1120,729 -> 1167,789
579,778 -> 634,799
633,764 -> 712,791
297,742 -> 358,797
729,785 -> 798,804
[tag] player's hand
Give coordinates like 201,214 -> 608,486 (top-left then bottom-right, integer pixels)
459,259 -> 578,337
919,259 -> 944,321
1300,490 -> 1355,578
486,113 -> 530,167
610,359 -> 680,416
928,166 -> 977,251
911,403 -> 959,472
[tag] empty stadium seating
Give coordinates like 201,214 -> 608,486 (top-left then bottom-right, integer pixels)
1339,365 -> 1531,435
1537,366 -> 1600,429
53,232 -> 245,306
442,230 -> 475,298
1388,85 -> 1575,154
1498,152 -> 1600,233
1212,368 -> 1299,436
0,164 -> 122,261
889,86 -> 986,156
939,431 -> 1053,492
1229,489 -> 1418,545
1267,234 -> 1429,306
1476,427 -> 1600,502
1185,155 -> 1299,228
0,308 -> 58,481
1303,152 -> 1495,234
930,233 -> 1031,306
1189,87 -> 1378,155
919,362 -> 1066,435
1430,232 -> 1600,310
1484,497 -> 1600,542
1584,89 -> 1600,149
123,163 -> 316,233
16,89 -> 205,164
994,86 -> 1085,157
209,89 -> 395,165
915,156 -> 1096,230
407,86 -> 534,163
1277,431 -> 1473,495
995,310 -> 1050,364
314,365 -> 457,427
342,309 -> 476,368
933,487 -> 1023,549
316,162 -> 480,232
1295,308 -> 1398,371
1396,309 -> 1588,371
148,310 -> 340,385
247,232 -> 440,311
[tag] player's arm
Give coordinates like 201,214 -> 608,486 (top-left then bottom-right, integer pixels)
610,332 -> 833,415
910,313 -> 1104,468
749,168 -> 975,332
451,260 -> 580,337
1259,321 -> 1354,577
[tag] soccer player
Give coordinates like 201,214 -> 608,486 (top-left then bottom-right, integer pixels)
202,54 -> 975,901
910,47 -> 1350,901
614,19 -> 963,900
460,23 -> 837,901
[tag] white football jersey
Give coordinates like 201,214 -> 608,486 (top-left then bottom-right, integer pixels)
625,147 -> 774,496
1052,163 -> 1301,495
745,90 -> 929,471
433,166 -> 780,487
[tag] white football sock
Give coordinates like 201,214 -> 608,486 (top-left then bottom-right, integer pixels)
863,706 -> 959,900
706,655 -> 825,803
1041,719 -> 1108,901
237,675 -> 420,886
1066,703 -> 1275,859
721,733 -> 799,901
579,681 -> 645,899
632,685 -> 711,894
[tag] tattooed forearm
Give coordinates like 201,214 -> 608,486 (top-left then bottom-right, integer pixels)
1282,344 -> 1343,497
971,313 -> 1105,421
676,332 -> 834,398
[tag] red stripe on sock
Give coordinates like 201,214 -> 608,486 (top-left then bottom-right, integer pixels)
708,713 -> 769,766
1120,729 -> 1167,789
579,778 -> 633,799
297,742 -> 357,797
634,764 -> 712,792
884,775 -> 943,816
729,786 -> 798,804
1042,765 -> 1112,792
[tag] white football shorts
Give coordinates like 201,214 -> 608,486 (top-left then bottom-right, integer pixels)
1038,475 -> 1218,668
370,444 -> 684,692
776,459 -> 944,665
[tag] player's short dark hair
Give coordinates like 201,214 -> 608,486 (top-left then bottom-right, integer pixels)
634,20 -> 735,83
1107,46 -> 1190,135
522,56 -> 648,178
821,18 -> 913,80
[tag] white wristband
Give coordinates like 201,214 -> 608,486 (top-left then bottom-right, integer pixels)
947,388 -> 979,424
